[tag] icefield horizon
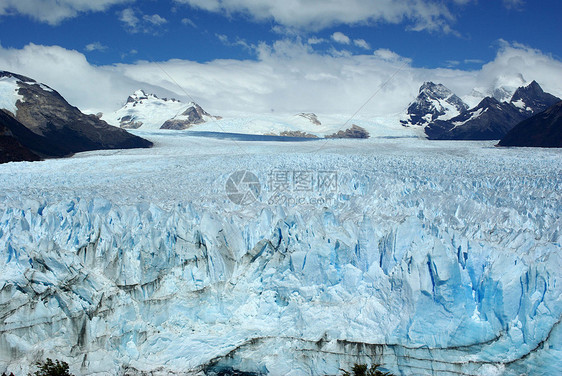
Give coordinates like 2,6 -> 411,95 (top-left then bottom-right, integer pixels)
0,131 -> 561,376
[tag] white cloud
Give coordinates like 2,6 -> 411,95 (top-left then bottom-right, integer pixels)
354,39 -> 370,50
307,37 -> 326,45
464,58 -> 484,65
173,0 -> 457,32
215,34 -> 253,51
373,48 -> 405,62
119,8 -> 167,33
85,42 -> 108,52
119,8 -> 139,29
0,0 -> 130,25
181,17 -> 197,27
143,14 -> 167,26
216,34 -> 229,44
0,41 -> 560,119
331,32 -> 350,45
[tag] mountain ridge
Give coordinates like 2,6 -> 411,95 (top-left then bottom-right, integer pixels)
403,79 -> 561,140
0,70 -> 152,163
104,90 -> 220,130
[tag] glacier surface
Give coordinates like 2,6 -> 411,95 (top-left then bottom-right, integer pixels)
0,133 -> 561,375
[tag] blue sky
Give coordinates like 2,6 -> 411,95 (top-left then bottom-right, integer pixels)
1,0 -> 560,67
0,0 -> 561,116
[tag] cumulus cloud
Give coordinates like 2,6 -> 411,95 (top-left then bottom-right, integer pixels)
331,32 -> 351,45
0,41 -> 560,119
173,0 -> 457,32
307,37 -> 326,45
373,48 -> 405,62
354,39 -> 370,50
119,8 -> 139,29
464,58 -> 484,65
181,17 -> 197,27
119,8 -> 167,33
0,0 -> 130,25
85,42 -> 108,52
143,14 -> 167,26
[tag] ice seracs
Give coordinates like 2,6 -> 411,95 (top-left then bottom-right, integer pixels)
103,90 -> 220,130
0,134 -> 560,375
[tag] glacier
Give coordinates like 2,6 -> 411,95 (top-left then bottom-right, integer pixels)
0,132 -> 561,375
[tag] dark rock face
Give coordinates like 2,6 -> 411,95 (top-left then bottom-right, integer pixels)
0,71 -> 152,164
497,101 -> 562,148
402,82 -> 469,127
297,113 -> 322,126
160,104 -> 213,130
119,115 -> 143,129
0,109 -> 67,163
425,81 -> 561,140
278,130 -> 319,138
1,72 -> 153,154
326,124 -> 370,139
0,111 -> 41,163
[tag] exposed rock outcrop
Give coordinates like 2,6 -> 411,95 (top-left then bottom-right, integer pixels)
326,124 -> 370,139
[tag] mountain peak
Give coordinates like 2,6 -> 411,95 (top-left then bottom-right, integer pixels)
105,91 -> 219,130
402,82 -> 468,127
127,90 -> 182,105
419,82 -> 451,98
510,80 -> 560,114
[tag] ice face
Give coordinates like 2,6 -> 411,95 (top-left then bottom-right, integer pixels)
0,134 -> 560,375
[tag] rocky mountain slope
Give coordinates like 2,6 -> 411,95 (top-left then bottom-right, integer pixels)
498,100 -> 562,147
0,71 -> 152,163
0,110 -> 41,163
0,109 -> 65,162
425,96 -> 528,140
104,90 -> 220,130
401,82 -> 469,127
404,80 -> 560,140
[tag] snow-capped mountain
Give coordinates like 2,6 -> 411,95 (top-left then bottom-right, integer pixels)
103,90 -> 220,130
509,80 -> 560,115
425,96 -> 527,140
0,71 -> 152,163
490,73 -> 527,102
401,82 -> 469,127
422,80 -> 560,140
